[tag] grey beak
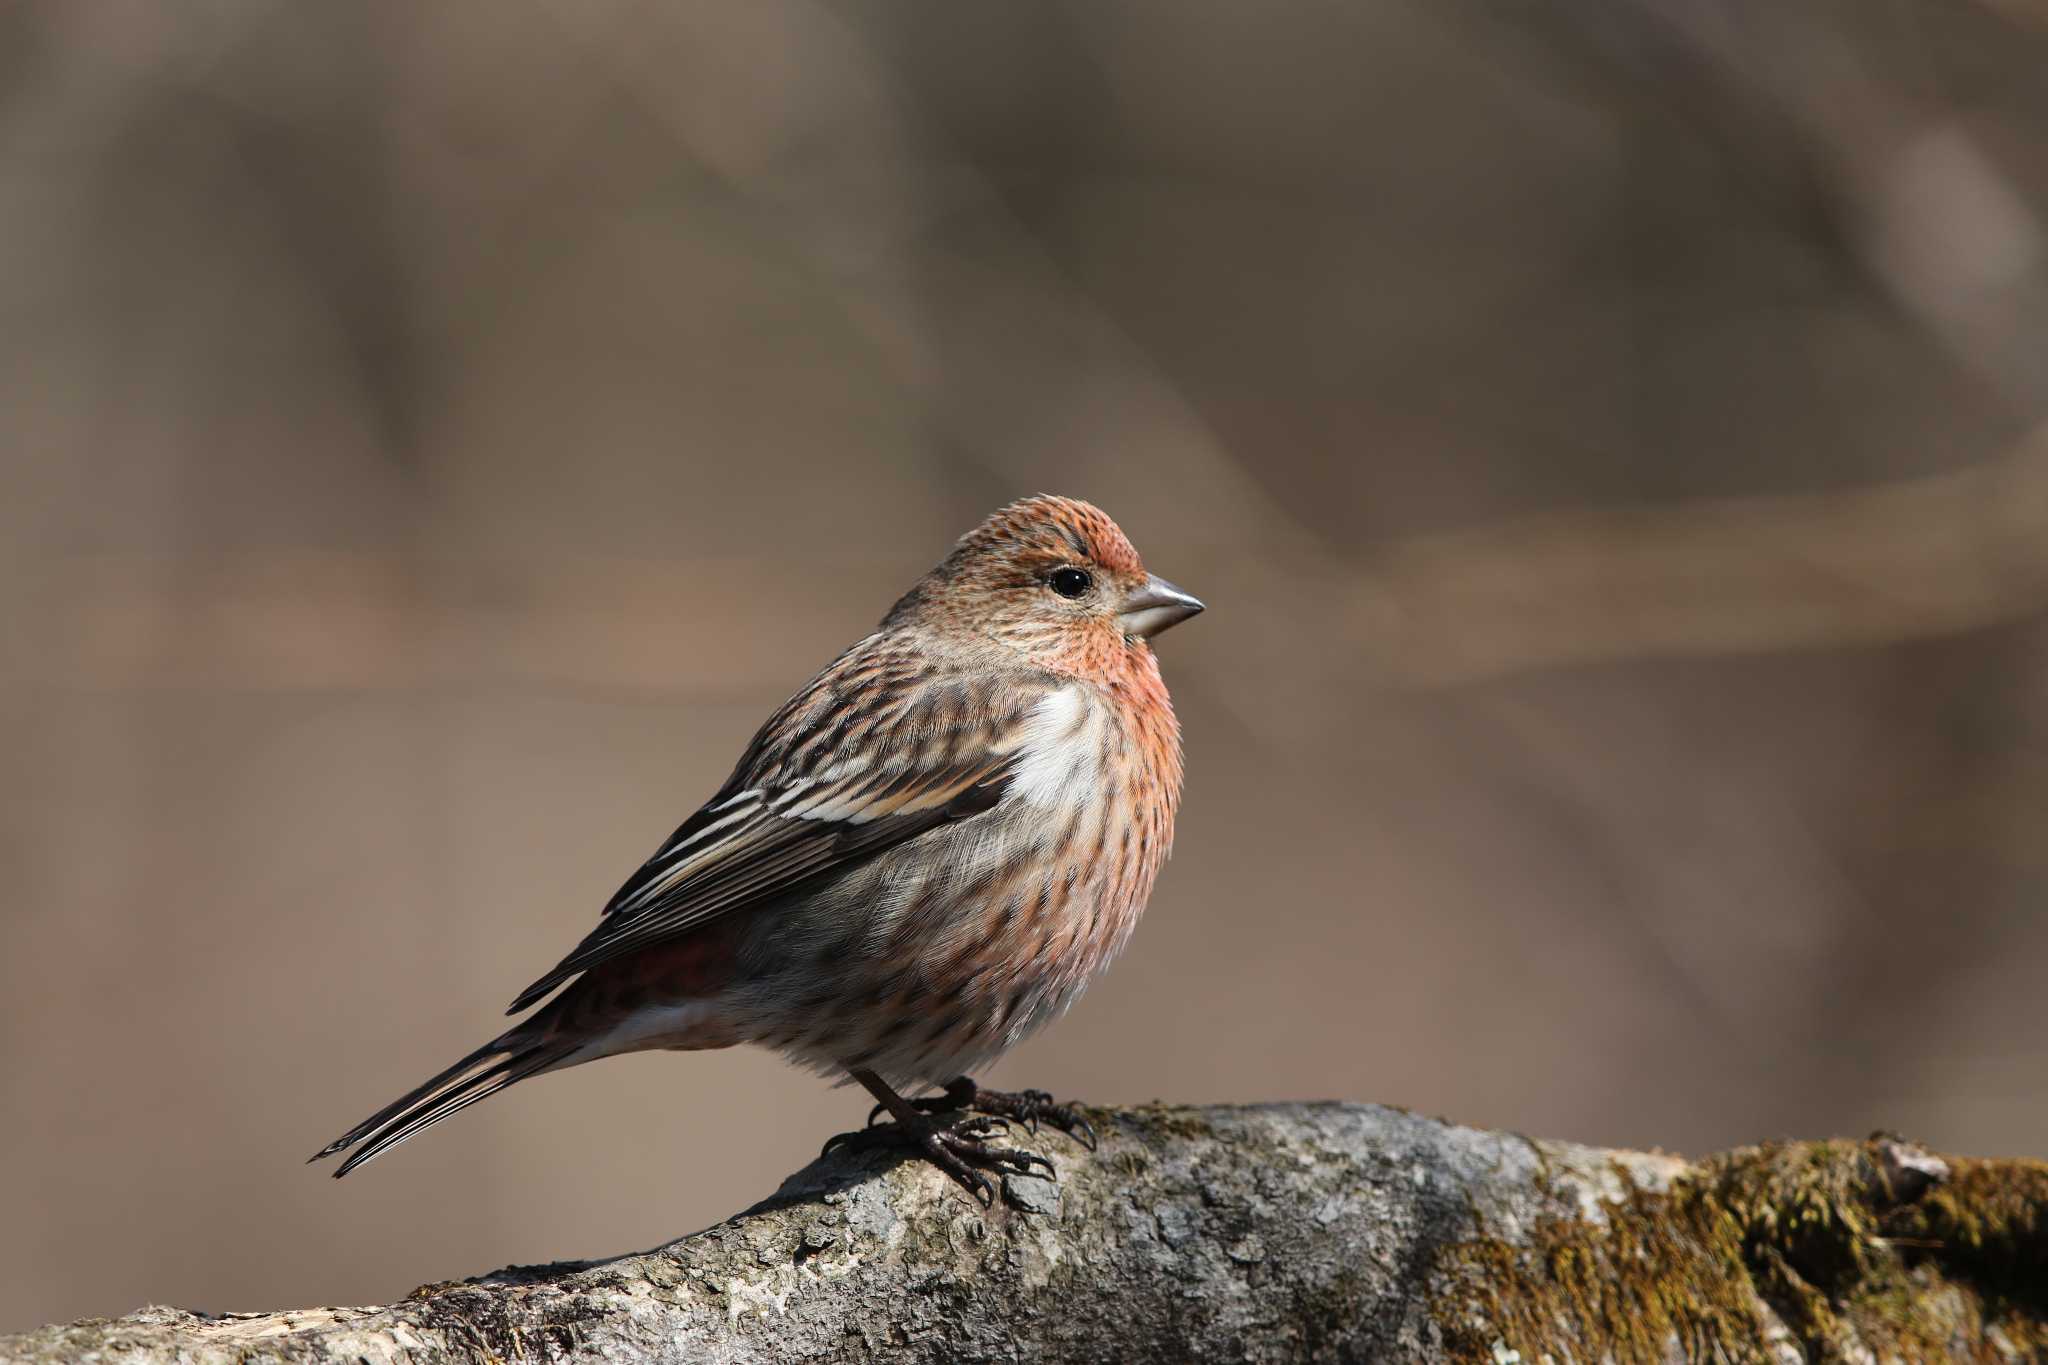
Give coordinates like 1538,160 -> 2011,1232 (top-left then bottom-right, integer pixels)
1118,574 -> 1205,640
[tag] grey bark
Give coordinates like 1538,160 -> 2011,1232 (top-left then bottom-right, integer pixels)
6,1103 -> 2043,1363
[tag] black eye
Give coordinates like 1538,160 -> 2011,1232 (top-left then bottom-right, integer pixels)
1048,567 -> 1093,599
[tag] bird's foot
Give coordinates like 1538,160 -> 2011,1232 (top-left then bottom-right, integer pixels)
822,1110 -> 1055,1208
961,1085 -> 1098,1150
864,1077 -> 1098,1150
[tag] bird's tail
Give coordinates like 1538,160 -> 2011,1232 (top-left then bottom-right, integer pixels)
310,1029 -> 580,1178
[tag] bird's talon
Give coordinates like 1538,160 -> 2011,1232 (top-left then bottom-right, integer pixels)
1013,1150 -> 1057,1179
822,1125 -> 875,1158
944,1082 -> 1097,1151
836,1094 -> 1057,1206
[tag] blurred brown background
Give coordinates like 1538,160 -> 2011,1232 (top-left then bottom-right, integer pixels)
7,0 -> 2048,1334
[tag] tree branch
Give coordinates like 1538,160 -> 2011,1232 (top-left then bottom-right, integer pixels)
7,1104 -> 2045,1362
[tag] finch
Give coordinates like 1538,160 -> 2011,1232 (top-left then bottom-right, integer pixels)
312,495 -> 1203,1203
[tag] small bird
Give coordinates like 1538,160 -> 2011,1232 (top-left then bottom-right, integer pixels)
312,495 -> 1203,1203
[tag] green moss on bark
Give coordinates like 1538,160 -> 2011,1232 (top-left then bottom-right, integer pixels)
1432,1137 -> 2048,1363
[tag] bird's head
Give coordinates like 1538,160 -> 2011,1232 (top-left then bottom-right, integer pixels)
888,495 -> 1204,680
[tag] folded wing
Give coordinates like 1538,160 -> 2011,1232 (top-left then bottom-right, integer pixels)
506,648 -> 1045,1014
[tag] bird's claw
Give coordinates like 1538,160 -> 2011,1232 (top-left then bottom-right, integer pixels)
963,1085 -> 1098,1151
881,1078 -> 1099,1150
821,1109 -> 1051,1206
820,1126 -> 866,1159
924,1125 -> 1053,1206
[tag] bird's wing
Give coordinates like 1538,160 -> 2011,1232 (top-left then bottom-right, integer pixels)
506,646 -> 1054,1014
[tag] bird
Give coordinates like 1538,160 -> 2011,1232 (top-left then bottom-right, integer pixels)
311,495 -> 1204,1204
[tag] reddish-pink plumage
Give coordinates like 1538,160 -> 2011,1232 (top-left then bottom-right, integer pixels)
315,495 -> 1203,1201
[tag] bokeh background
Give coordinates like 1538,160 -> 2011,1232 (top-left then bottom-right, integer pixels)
8,0 -> 2048,1333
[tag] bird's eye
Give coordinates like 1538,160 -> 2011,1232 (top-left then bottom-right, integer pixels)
1048,567 -> 1093,599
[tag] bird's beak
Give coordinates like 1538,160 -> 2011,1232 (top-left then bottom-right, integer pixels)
1118,574 -> 1205,640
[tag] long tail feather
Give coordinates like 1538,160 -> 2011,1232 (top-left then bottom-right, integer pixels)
310,1039 -> 503,1161
311,1034 -> 577,1177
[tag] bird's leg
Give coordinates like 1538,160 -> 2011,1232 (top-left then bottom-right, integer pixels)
861,1075 -> 1097,1150
823,1069 -> 1055,1207
861,1075 -> 976,1127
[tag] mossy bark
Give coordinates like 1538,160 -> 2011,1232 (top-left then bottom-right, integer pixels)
5,1104 -> 2044,1363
